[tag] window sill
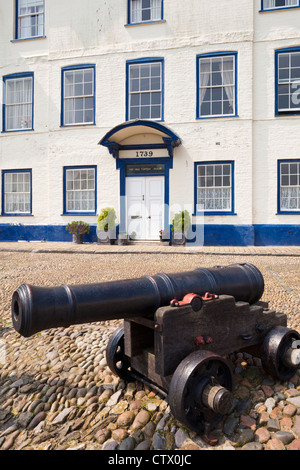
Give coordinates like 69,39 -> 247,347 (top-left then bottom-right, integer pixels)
193,212 -> 237,216
276,211 -> 300,215
1,214 -> 33,217
2,128 -> 34,134
11,36 -> 46,43
276,112 -> 300,117
196,115 -> 238,121
60,123 -> 96,128
61,213 -> 97,217
259,7 -> 300,12
125,20 -> 166,27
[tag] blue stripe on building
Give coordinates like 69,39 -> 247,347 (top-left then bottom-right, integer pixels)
0,224 -> 299,246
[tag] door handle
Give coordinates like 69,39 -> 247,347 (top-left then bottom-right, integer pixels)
131,216 -> 142,219
147,216 -> 151,219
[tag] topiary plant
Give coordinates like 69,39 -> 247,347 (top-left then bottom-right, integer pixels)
171,210 -> 191,233
97,207 -> 117,232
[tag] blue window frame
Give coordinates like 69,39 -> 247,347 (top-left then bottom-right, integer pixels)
128,0 -> 163,24
61,65 -> 96,127
278,160 -> 300,213
1,169 -> 32,216
275,47 -> 300,116
196,52 -> 238,119
16,0 -> 45,40
261,0 -> 299,11
194,161 -> 235,215
63,166 -> 97,215
2,72 -> 34,132
126,58 -> 164,121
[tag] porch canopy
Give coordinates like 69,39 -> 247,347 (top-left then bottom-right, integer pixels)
99,119 -> 182,159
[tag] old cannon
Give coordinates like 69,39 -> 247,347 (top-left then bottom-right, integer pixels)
11,263 -> 300,444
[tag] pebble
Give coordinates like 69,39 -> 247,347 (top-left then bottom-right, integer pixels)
265,397 -> 276,414
265,438 -> 286,451
118,436 -> 136,450
131,410 -> 151,430
286,396 -> 300,408
254,427 -> 270,444
106,390 -> 122,407
51,407 -> 73,425
273,431 -> 295,445
28,412 -> 47,431
267,419 -> 281,432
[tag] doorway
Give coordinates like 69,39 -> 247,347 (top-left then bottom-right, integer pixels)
126,176 -> 164,240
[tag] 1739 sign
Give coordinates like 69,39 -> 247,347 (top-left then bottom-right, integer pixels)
135,150 -> 154,158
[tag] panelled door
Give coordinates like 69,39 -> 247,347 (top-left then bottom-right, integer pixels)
126,176 -> 164,240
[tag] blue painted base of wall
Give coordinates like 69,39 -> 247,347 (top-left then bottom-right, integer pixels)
188,224 -> 300,246
0,223 -> 299,246
253,224 -> 300,247
0,224 -> 97,243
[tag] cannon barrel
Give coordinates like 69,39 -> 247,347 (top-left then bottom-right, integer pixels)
12,263 -> 264,338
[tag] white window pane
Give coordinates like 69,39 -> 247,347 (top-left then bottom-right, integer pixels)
4,172 -> 31,214
65,168 -> 95,212
264,0 -> 298,8
18,0 -> 44,39
130,0 -> 162,23
280,162 -> 300,210
278,52 -> 300,112
197,164 -> 232,211
129,62 -> 162,120
5,77 -> 33,130
63,68 -> 94,125
198,56 -> 235,117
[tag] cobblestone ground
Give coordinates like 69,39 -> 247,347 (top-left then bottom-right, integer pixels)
0,251 -> 299,451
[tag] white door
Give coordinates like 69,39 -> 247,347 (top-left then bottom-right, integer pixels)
126,177 -> 164,240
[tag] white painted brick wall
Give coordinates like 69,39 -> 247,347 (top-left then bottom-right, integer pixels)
0,0 -> 299,229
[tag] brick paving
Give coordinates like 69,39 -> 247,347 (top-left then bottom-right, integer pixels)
0,241 -> 300,256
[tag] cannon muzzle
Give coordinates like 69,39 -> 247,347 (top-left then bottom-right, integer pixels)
12,263 -> 264,338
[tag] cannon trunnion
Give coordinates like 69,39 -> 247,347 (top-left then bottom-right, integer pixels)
11,263 -> 300,444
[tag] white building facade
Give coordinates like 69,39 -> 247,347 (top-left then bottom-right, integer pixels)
0,0 -> 300,245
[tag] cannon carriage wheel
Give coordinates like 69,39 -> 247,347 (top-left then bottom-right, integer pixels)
106,326 -> 132,381
168,350 -> 234,439
261,326 -> 300,381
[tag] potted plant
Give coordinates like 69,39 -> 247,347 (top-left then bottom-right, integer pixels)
118,233 -> 129,246
171,210 -> 191,246
97,207 -> 117,245
130,231 -> 137,241
66,221 -> 90,244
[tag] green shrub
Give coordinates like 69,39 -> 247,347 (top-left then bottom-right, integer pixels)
97,207 -> 117,231
171,210 -> 191,232
66,221 -> 90,235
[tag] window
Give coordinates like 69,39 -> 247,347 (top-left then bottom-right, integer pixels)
262,0 -> 299,10
129,0 -> 162,24
278,160 -> 300,213
195,162 -> 234,214
16,0 -> 45,39
64,167 -> 96,214
276,48 -> 300,115
2,170 -> 32,215
127,58 -> 163,121
197,53 -> 237,119
62,66 -> 95,126
3,73 -> 34,132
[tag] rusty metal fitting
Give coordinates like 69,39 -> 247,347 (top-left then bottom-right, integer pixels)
202,384 -> 234,415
